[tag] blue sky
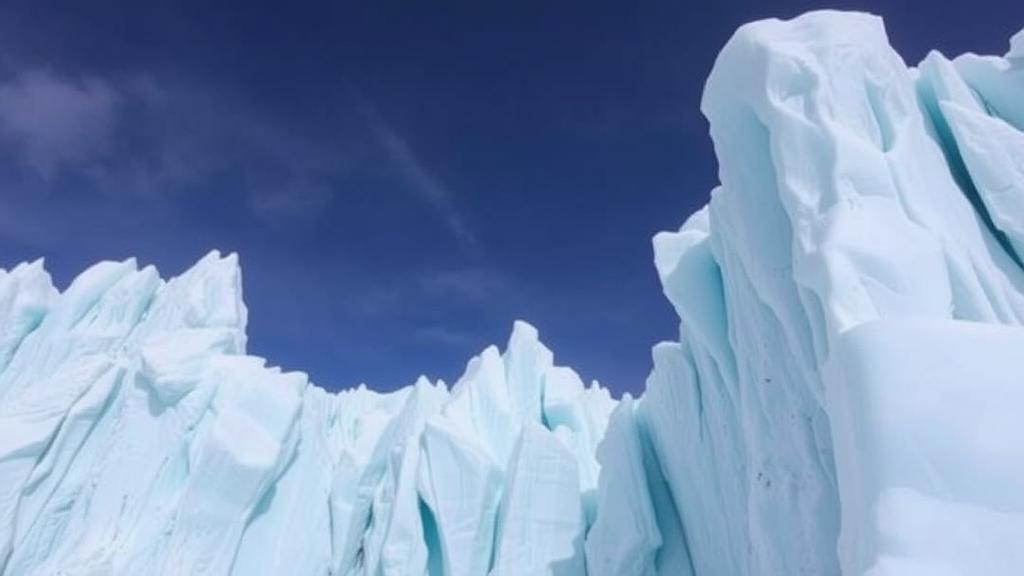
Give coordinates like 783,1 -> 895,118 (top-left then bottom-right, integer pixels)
1,0 -> 1020,395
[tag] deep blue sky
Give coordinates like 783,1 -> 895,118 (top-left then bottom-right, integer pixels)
1,1 -> 1020,395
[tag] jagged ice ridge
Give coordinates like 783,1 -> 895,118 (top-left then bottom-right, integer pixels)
2,9 -> 1024,576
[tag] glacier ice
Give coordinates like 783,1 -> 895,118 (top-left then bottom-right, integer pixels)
645,10 -> 1024,576
2,9 -> 1024,576
0,254 -> 617,576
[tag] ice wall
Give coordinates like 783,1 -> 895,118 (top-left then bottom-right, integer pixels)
643,10 -> 1024,576
0,253 -> 616,575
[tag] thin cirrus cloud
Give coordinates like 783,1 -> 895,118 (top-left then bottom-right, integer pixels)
340,265 -> 518,321
0,64 -> 480,252
413,324 -> 479,348
361,105 -> 482,257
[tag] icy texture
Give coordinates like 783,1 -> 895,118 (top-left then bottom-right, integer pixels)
0,254 -> 616,575
644,10 -> 1024,576
4,9 -> 1024,576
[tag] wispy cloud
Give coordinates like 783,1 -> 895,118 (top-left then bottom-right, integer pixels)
361,107 -> 482,256
0,56 -> 489,251
340,265 -> 514,321
247,178 -> 335,222
414,325 -> 477,347
0,69 -> 118,180
0,61 -> 490,270
417,267 -> 510,303
0,66 -> 340,223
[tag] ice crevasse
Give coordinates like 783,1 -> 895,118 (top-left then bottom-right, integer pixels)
2,9 -> 1024,576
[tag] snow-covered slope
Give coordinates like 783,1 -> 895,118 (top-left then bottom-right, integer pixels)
2,9 -> 1024,576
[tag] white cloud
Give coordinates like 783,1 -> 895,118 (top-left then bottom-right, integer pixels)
0,67 -> 340,222
0,67 -> 479,240
0,70 -> 118,179
364,109 -> 481,255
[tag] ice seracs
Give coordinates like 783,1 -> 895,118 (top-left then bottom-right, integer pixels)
0,254 -> 616,576
3,9 -> 1024,576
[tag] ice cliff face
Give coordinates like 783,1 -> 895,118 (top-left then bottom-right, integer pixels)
644,10 -> 1024,576
0,253 -> 617,575
2,9 -> 1024,576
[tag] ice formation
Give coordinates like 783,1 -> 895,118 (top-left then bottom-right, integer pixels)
0,253 -> 617,575
645,10 -> 1024,576
1,9 -> 1023,576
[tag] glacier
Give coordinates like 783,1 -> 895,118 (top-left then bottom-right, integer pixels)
0,253 -> 617,575
1,9 -> 1024,576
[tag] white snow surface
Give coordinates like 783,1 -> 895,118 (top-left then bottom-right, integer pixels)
2,9 -> 1024,576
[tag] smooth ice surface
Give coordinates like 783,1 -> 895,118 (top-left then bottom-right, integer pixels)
3,9 -> 1024,576
826,319 -> 1024,575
